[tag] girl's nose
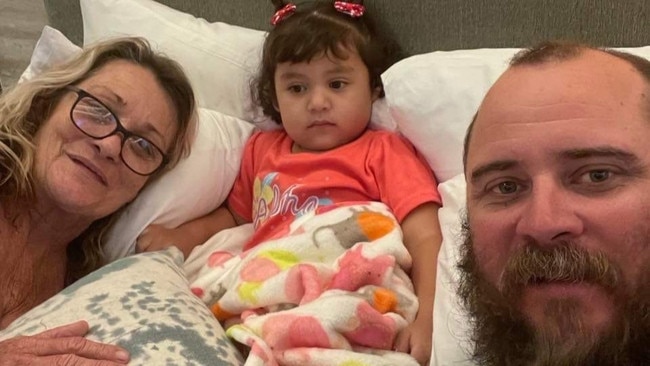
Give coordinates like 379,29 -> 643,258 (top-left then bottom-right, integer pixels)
307,87 -> 331,112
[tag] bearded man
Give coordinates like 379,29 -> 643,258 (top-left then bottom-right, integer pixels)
459,41 -> 650,366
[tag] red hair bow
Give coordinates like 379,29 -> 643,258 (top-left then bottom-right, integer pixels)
334,1 -> 365,17
271,3 -> 297,26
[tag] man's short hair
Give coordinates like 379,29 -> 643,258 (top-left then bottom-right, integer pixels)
462,41 -> 650,170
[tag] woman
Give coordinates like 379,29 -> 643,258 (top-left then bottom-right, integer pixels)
0,37 -> 196,363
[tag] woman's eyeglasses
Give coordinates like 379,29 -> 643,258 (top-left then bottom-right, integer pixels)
66,86 -> 168,176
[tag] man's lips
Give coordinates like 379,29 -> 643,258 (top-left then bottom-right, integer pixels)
67,153 -> 108,185
521,282 -> 611,300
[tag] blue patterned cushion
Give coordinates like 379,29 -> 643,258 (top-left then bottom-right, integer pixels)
0,248 -> 243,365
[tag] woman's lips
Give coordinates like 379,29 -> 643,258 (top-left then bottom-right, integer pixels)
68,154 -> 108,185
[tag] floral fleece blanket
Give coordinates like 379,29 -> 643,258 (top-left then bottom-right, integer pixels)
190,202 -> 420,366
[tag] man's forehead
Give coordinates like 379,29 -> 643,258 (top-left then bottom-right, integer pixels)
466,58 -> 650,174
476,52 -> 646,128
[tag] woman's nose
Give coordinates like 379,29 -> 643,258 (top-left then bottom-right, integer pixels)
92,133 -> 123,163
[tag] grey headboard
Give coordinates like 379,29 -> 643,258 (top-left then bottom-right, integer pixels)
44,0 -> 649,56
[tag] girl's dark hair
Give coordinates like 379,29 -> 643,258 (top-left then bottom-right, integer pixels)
255,0 -> 403,123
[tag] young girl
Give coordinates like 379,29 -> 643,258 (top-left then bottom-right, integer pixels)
139,1 -> 442,364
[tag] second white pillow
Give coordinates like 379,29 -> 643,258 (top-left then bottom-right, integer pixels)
80,0 -> 267,122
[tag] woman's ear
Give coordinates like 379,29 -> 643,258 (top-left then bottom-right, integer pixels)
273,99 -> 280,112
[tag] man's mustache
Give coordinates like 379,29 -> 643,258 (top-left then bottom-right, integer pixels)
500,242 -> 620,297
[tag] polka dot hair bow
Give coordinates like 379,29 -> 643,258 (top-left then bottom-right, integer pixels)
334,1 -> 365,17
271,3 -> 297,26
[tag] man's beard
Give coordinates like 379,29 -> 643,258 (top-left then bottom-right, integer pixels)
456,216 -> 650,366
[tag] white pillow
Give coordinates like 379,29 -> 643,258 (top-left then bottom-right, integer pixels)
430,174 -> 473,366
104,108 -> 254,261
22,26 -> 255,262
80,0 -> 266,122
19,26 -> 81,82
378,46 -> 650,183
378,48 -> 518,183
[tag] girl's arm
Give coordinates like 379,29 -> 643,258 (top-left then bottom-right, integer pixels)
136,204 -> 238,259
395,201 -> 443,365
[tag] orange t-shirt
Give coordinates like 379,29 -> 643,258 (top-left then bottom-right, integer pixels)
228,129 -> 440,250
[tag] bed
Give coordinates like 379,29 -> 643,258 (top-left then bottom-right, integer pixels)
2,0 -> 648,365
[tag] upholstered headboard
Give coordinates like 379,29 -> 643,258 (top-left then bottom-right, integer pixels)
44,0 -> 649,55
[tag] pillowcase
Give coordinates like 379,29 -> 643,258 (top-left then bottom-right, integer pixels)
22,26 -> 255,262
80,0 -> 267,123
19,26 -> 81,83
378,46 -> 650,183
377,48 -> 518,183
430,174 -> 473,365
104,108 -> 254,261
0,248 -> 244,365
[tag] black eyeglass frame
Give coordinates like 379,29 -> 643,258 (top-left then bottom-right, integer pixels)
66,85 -> 169,176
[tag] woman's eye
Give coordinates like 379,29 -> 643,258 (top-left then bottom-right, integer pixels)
76,100 -> 115,125
330,80 -> 346,89
129,137 -> 157,159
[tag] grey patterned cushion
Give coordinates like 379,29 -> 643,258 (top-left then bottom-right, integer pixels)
0,248 -> 243,365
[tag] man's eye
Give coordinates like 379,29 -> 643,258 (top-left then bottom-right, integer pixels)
493,181 -> 518,194
587,169 -> 610,182
573,168 -> 615,186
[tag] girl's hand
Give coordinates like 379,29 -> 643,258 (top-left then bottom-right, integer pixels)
393,315 -> 432,366
136,224 -> 187,256
0,320 -> 129,365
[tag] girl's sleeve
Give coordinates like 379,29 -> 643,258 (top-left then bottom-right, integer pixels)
372,132 -> 441,223
226,131 -> 263,222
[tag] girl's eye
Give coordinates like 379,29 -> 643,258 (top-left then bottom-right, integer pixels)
330,80 -> 346,89
288,85 -> 305,93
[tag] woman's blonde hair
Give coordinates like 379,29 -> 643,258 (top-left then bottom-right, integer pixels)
0,37 -> 197,281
